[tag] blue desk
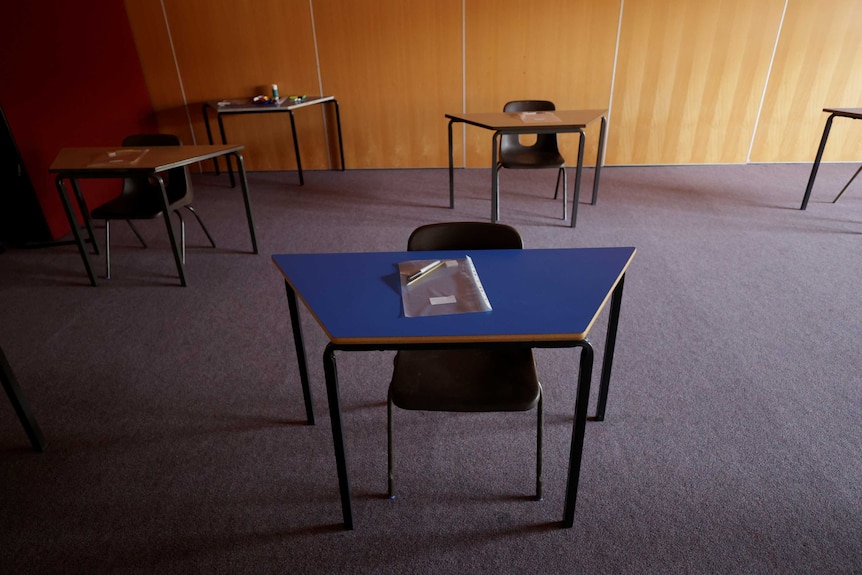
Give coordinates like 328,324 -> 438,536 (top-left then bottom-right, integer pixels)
273,246 -> 636,529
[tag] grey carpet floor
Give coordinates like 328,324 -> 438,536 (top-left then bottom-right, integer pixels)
1,163 -> 860,574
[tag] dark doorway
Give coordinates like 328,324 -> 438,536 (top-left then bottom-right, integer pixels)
0,103 -> 52,247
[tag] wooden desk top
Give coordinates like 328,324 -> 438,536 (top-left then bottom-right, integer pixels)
205,95 -> 335,113
273,247 -> 635,345
446,109 -> 607,132
49,144 -> 244,174
823,108 -> 862,119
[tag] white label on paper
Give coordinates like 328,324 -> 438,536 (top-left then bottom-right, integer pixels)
429,295 -> 457,306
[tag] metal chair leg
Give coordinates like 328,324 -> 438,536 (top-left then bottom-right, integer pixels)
173,211 -> 187,264
125,220 -> 147,248
554,169 -> 562,199
560,167 -> 568,220
387,389 -> 395,499
536,384 -> 544,501
184,205 -> 216,248
494,165 -> 502,222
105,220 -> 111,280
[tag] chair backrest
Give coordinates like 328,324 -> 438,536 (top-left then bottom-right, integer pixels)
121,133 -> 192,204
407,221 -> 523,251
501,100 -> 560,156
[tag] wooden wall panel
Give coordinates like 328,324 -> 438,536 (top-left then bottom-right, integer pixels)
750,0 -> 862,163
128,0 -> 330,171
125,0 -> 862,169
312,0 -> 463,168
609,0 -> 784,165
124,0 -> 191,144
463,0 -> 619,167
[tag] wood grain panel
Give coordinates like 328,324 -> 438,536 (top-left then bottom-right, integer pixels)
610,0 -> 784,165
130,0 -> 331,171
463,0 -> 619,167
312,0 -> 463,168
751,0 -> 862,163
124,0 -> 192,144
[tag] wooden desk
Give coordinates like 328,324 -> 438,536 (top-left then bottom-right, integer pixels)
273,246 -> 636,529
202,96 -> 345,186
446,110 -> 608,227
800,107 -> 862,210
50,144 -> 258,286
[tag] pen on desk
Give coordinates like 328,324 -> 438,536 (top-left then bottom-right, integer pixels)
406,260 -> 444,285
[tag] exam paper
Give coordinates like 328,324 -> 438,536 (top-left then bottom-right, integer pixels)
398,256 -> 492,318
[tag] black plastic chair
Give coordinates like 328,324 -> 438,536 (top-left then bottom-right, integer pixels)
387,221 -> 543,501
496,100 -> 567,220
90,134 -> 215,280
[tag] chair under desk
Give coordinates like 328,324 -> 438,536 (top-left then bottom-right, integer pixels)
49,144 -> 258,286
273,246 -> 636,530
446,109 -> 608,227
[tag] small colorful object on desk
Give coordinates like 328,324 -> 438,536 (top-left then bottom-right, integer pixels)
288,95 -> 307,103
252,95 -> 278,106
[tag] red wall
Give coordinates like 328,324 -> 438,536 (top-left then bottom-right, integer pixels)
0,1 -> 157,240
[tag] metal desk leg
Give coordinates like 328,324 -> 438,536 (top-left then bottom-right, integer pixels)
202,103 -> 221,174
69,180 -> 100,255
288,110 -> 304,186
593,274 -> 626,421
284,281 -> 314,425
801,113 -> 836,210
332,100 -> 345,171
1,346 -> 46,452
569,130 -> 586,228
154,174 -> 186,286
323,343 -> 354,530
591,116 -> 607,206
55,176 -> 96,286
448,119 -> 456,208
563,341 -> 594,528
217,114 -> 236,188
491,132 -> 501,223
832,164 -> 862,203
230,152 -> 258,254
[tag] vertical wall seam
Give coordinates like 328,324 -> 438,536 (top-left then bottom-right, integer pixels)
160,0 -> 196,144
461,0 -> 467,167
308,0 -> 332,169
605,0 -> 625,165
748,0 -> 789,163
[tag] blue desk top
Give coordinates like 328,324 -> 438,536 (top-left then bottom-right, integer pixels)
272,247 -> 636,345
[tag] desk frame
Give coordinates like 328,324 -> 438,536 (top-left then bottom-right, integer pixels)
1,346 -> 46,452
446,110 -> 608,227
202,96 -> 345,187
50,145 -> 258,287
276,248 -> 632,530
800,107 -> 862,210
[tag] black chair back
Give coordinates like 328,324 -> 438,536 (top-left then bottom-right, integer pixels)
407,221 -> 523,251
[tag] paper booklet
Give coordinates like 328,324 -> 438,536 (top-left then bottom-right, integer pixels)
398,256 -> 492,318
518,111 -> 561,123
87,148 -> 149,168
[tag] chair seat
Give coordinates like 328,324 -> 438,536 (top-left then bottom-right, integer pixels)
500,148 -> 565,170
390,348 -> 540,412
91,190 -> 191,220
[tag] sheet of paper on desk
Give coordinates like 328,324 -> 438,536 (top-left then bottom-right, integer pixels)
86,148 -> 149,168
398,256 -> 492,318
519,111 -> 561,123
